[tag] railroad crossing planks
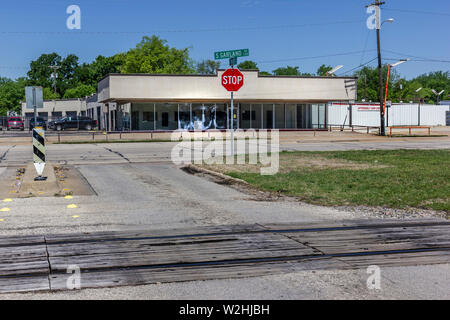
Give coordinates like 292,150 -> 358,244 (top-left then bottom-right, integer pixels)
0,220 -> 449,293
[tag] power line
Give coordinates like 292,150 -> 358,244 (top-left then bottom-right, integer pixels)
256,50 -> 376,65
383,49 -> 450,63
384,8 -> 450,17
337,57 -> 378,76
385,58 -> 450,63
0,20 -> 364,35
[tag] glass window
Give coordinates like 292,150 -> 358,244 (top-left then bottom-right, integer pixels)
155,103 -> 178,130
192,103 -> 217,130
252,104 -> 262,129
214,104 -> 227,129
143,111 -> 154,122
240,104 -> 252,129
262,104 -> 274,129
285,104 -> 296,128
178,103 -> 191,130
275,104 -> 285,129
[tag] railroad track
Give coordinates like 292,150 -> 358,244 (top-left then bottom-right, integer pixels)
1,219 -> 449,293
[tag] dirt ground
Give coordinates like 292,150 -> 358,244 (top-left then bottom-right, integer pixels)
0,165 -> 95,199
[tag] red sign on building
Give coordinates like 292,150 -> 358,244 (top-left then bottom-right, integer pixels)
221,68 -> 244,92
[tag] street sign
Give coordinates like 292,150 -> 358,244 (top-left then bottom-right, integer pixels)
221,68 -> 244,92
32,128 -> 47,180
214,49 -> 249,60
25,86 -> 43,109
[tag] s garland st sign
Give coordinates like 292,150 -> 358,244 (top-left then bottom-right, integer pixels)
221,69 -> 244,92
214,49 -> 249,60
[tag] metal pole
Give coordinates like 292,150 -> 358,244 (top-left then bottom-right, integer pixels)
231,91 -> 234,157
377,27 -> 385,136
383,64 -> 391,116
33,87 -> 37,127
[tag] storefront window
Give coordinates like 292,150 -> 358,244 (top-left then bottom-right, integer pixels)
285,104 -> 296,128
262,104 -> 274,129
178,103 -> 191,130
155,103 -> 178,130
275,104 -> 285,129
214,104 -> 227,129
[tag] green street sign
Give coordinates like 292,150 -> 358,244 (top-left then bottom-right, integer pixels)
214,49 -> 249,60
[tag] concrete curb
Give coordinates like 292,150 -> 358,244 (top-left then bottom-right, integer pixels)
182,164 -> 250,186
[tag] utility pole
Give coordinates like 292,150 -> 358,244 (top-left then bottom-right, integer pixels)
49,65 -> 61,94
364,74 -> 367,101
367,1 -> 386,135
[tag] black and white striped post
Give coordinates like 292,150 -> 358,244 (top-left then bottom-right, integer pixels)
33,128 -> 47,181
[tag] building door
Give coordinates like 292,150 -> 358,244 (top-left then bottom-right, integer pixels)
131,111 -> 139,130
96,107 -> 101,127
162,112 -> 169,127
266,110 -> 273,129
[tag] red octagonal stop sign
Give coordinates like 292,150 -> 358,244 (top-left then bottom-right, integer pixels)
221,68 -> 244,92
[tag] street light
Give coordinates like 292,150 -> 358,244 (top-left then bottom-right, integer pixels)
431,89 -> 444,104
326,65 -> 343,76
383,59 -> 408,115
382,18 -> 394,25
415,87 -> 422,102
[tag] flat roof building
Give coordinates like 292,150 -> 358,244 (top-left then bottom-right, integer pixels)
21,98 -> 87,121
97,70 -> 357,131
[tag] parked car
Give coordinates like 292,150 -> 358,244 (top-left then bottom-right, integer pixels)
52,116 -> 98,131
29,117 -> 47,130
6,117 -> 24,131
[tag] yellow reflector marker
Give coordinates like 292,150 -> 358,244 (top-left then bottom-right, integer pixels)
63,189 -> 70,192
67,204 -> 78,209
0,208 -> 10,212
64,195 -> 73,200
72,215 -> 80,219
0,219 -> 4,222
2,199 -> 12,202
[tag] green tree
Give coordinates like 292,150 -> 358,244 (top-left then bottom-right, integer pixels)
0,77 -> 27,115
122,36 -> 194,74
63,84 -> 96,99
237,60 -> 258,70
27,53 -> 82,97
27,53 -> 62,89
74,54 -> 125,87
273,66 -> 300,76
316,64 -> 333,76
196,60 -> 221,74
43,87 -> 60,100
272,66 -> 312,76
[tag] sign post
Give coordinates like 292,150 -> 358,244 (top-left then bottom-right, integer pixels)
25,86 -> 43,128
221,67 -> 244,157
216,49 -> 248,157
32,128 -> 47,181
26,86 -> 46,180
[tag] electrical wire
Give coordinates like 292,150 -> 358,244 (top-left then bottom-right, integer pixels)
0,20 -> 364,35
256,50 -> 376,65
384,8 -> 450,17
337,57 -> 378,76
383,50 -> 450,63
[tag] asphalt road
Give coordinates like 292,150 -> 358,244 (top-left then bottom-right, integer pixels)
0,138 -> 449,166
0,138 -> 449,299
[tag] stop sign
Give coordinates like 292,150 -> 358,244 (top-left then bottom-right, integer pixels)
221,68 -> 244,92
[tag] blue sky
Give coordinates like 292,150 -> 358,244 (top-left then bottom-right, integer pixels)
0,0 -> 449,80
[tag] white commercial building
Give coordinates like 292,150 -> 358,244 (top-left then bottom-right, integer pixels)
96,70 -> 358,131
